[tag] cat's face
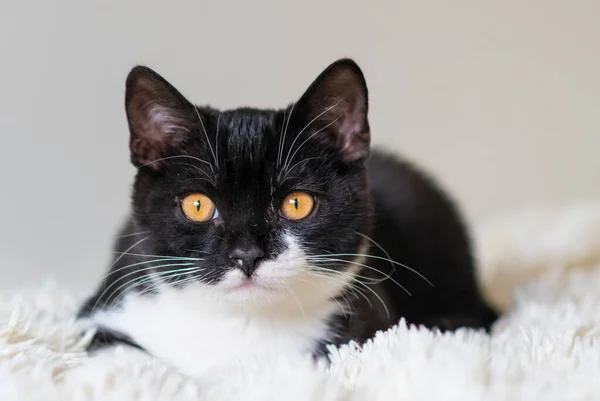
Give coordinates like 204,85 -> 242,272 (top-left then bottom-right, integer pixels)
126,59 -> 372,307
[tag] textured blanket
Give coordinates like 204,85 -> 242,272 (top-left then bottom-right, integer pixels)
2,203 -> 600,400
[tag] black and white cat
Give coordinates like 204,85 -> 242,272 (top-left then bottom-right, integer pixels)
78,59 -> 497,376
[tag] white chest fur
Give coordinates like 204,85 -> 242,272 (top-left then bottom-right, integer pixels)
87,284 -> 339,377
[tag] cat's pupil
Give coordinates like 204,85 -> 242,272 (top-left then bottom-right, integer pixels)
194,200 -> 201,211
293,198 -> 299,210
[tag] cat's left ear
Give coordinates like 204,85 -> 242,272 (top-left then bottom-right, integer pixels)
295,59 -> 370,162
125,66 -> 198,167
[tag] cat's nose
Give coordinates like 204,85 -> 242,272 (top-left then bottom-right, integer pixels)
228,244 -> 265,277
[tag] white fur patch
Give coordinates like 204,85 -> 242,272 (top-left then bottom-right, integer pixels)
84,234 -> 356,377
147,104 -> 189,138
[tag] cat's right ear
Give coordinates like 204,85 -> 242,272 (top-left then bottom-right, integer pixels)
125,66 -> 197,168
292,59 -> 370,163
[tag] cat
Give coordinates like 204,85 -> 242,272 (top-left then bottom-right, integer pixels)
78,58 -> 497,376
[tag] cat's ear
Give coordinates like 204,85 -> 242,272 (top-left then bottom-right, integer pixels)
125,66 -> 197,167
295,59 -> 370,162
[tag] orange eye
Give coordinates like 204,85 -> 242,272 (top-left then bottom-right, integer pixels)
181,193 -> 217,222
281,191 -> 315,221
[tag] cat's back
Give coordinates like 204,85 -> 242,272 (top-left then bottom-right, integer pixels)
366,149 -> 468,239
364,149 -> 496,328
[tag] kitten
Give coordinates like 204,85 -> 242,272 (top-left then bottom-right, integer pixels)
78,59 -> 497,376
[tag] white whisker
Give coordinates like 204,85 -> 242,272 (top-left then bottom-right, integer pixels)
115,231 -> 150,239
215,113 -> 221,169
135,269 -> 207,299
307,253 -> 434,287
297,276 -> 351,318
112,251 -> 202,260
309,258 -> 411,296
281,283 -> 306,319
282,113 -> 343,175
355,231 -> 397,277
307,266 -> 389,319
277,109 -> 287,168
172,162 -> 215,184
281,157 -> 322,182
100,258 -> 199,284
281,98 -> 343,173
110,237 -> 148,268
91,263 -> 196,313
278,102 -> 296,168
191,105 -> 217,172
138,154 -> 214,170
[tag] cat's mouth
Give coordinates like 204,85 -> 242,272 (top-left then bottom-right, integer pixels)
228,278 -> 265,291
221,271 -> 281,294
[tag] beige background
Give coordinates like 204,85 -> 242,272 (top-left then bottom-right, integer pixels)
0,0 -> 598,289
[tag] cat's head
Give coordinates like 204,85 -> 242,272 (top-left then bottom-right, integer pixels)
125,59 -> 372,309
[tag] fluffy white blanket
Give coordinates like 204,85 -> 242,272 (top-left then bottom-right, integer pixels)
2,204 -> 600,401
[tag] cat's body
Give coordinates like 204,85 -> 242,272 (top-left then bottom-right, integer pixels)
78,59 -> 497,376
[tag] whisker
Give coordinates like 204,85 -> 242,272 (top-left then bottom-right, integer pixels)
355,231 -> 397,277
173,162 -> 216,185
91,263 -> 196,313
296,277 -> 351,318
109,275 -> 159,309
333,291 -> 352,318
339,283 -> 373,309
278,102 -> 296,168
115,231 -> 150,239
277,108 -> 287,168
100,263 -> 199,303
308,261 -> 389,285
307,266 -> 389,319
282,99 -> 343,173
184,249 -> 212,255
99,257 -> 201,285
113,251 -> 202,260
94,259 -> 192,293
307,253 -> 434,287
105,266 -> 202,310
112,251 -> 202,260
191,105 -> 217,172
185,177 -> 217,185
281,283 -> 306,318
215,113 -> 221,169
162,267 -> 212,288
138,155 -> 214,170
338,284 -> 367,310
308,258 -> 411,296
281,157 -> 322,182
282,113 -> 343,176
111,272 -> 179,309
125,270 -> 185,299
135,268 -> 207,299
110,237 -> 148,268
278,176 -> 300,185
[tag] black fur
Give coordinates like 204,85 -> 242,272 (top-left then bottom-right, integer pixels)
87,327 -> 144,352
79,59 -> 497,356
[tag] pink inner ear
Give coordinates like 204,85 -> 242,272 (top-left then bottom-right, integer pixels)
327,95 -> 369,162
129,103 -> 192,166
146,104 -> 190,140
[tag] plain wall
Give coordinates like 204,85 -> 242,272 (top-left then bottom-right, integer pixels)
1,0 -> 598,289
